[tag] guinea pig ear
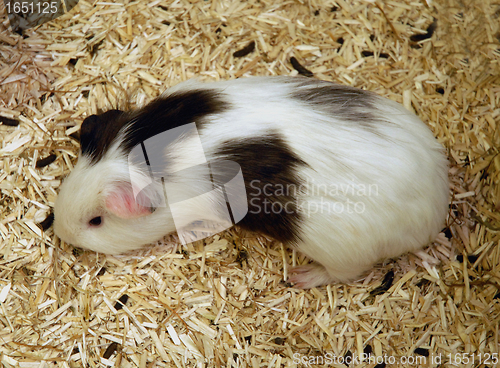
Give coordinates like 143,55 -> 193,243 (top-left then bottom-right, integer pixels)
105,182 -> 153,219
80,110 -> 127,158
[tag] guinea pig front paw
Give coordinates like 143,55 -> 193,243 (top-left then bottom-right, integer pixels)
288,263 -> 336,289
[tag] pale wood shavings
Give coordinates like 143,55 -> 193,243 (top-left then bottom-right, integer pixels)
0,0 -> 499,367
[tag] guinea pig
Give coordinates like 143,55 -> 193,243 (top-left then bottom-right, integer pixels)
53,76 -> 449,289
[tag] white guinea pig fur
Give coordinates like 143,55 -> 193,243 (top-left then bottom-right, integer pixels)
53,76 -> 449,289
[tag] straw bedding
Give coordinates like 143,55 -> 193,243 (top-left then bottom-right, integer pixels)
0,0 -> 499,367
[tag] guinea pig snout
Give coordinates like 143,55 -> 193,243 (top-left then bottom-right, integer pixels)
53,223 -> 73,246
53,213 -> 79,247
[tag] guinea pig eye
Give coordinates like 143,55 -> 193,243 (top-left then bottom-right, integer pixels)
89,216 -> 102,226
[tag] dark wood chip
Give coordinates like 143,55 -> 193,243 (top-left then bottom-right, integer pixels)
364,344 -> 372,355
0,116 -> 20,126
410,19 -> 437,42
290,57 -> 313,77
36,154 -> 57,168
343,350 -> 352,366
456,254 -> 479,263
274,337 -> 285,345
361,50 -> 389,58
38,212 -> 54,231
235,249 -> 248,266
414,348 -> 430,356
102,342 -> 119,359
370,270 -> 395,296
233,41 -> 256,58
114,294 -> 129,310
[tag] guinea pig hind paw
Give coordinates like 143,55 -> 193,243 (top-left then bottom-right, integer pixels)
288,263 -> 335,289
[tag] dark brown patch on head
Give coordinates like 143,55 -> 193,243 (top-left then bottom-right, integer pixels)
216,132 -> 305,244
80,109 -> 128,164
121,89 -> 226,154
80,89 -> 226,164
